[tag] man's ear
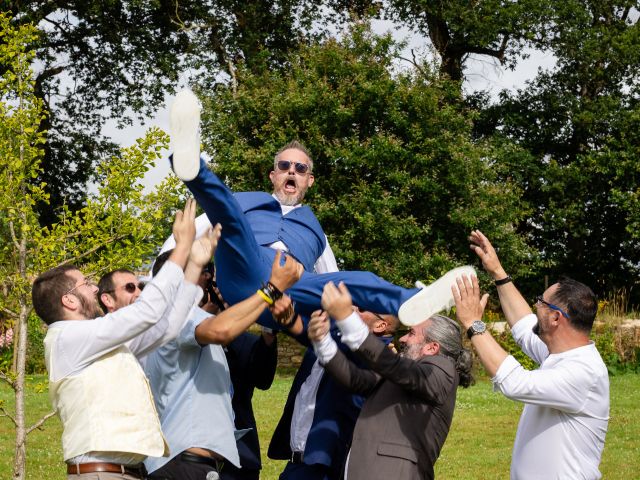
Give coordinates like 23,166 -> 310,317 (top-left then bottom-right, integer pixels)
269,170 -> 276,184
100,293 -> 116,312
421,341 -> 440,357
307,174 -> 315,188
61,293 -> 78,311
372,319 -> 388,335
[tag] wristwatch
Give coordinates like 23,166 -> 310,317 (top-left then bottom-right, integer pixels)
466,320 -> 487,340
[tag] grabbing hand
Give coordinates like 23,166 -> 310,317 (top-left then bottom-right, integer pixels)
451,275 -> 489,330
173,198 -> 197,250
308,310 -> 330,343
269,251 -> 303,291
321,282 -> 353,321
189,224 -> 222,268
469,230 -> 506,279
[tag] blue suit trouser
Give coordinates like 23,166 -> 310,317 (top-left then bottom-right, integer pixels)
182,159 -> 418,327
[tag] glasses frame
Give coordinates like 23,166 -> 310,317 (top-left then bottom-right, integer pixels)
276,160 -> 310,175
63,278 -> 93,297
534,295 -> 571,321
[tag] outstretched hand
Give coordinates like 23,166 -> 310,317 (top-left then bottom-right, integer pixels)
308,310 -> 330,343
469,230 -> 506,278
269,251 -> 303,291
451,275 -> 489,330
321,281 -> 353,321
189,224 -> 222,268
173,198 -> 197,250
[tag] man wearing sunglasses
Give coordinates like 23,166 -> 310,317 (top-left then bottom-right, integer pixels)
98,269 -> 146,313
165,89 -> 455,329
452,230 -> 609,480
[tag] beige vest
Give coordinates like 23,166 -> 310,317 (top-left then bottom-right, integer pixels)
45,328 -> 169,461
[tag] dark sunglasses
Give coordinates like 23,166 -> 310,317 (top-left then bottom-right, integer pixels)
277,160 -> 310,175
534,295 -> 571,321
105,282 -> 144,294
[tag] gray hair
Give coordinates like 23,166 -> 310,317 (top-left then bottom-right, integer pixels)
273,140 -> 314,172
423,314 -> 474,388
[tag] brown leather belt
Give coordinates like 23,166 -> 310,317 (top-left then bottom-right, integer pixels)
66,462 -> 146,478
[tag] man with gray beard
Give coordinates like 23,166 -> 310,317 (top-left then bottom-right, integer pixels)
308,281 -> 473,480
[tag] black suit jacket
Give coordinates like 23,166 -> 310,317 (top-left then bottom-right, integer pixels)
323,333 -> 459,480
225,332 -> 277,474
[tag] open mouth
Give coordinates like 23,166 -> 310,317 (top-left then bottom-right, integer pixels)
284,178 -> 297,193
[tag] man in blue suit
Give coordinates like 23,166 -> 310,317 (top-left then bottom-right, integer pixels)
268,311 -> 397,480
167,89 -> 452,326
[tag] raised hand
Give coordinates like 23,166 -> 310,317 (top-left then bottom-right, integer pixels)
469,230 -> 507,279
308,310 -> 330,343
270,295 -> 302,334
268,251 -> 303,291
173,198 -> 197,250
321,281 -> 353,321
189,224 -> 222,268
451,275 -> 489,330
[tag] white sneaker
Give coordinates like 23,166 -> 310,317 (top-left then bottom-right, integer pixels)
398,265 -> 476,326
170,89 -> 201,181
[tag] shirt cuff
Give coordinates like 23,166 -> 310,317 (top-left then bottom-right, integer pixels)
336,311 -> 369,350
313,333 -> 338,364
491,355 -> 521,389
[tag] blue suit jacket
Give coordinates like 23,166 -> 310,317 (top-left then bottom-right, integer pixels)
268,329 -> 386,477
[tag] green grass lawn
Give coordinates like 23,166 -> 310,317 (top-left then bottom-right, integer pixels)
1,373 -> 638,479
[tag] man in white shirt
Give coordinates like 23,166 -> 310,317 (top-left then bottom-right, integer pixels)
453,230 -> 609,480
32,199 -> 218,479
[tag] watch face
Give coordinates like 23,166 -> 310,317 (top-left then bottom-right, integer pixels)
472,320 -> 486,334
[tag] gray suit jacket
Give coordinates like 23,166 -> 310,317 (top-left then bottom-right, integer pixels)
323,333 -> 459,480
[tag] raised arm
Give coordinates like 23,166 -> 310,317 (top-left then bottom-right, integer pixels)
129,223 -> 223,356
195,252 -> 303,345
470,230 -> 532,327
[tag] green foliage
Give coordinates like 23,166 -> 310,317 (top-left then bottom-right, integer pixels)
593,324 -> 640,375
384,0 -> 551,81
476,1 -> 640,302
198,24 -> 538,285
492,329 -> 539,371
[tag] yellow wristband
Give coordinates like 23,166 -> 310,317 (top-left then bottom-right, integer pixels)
257,289 -> 274,305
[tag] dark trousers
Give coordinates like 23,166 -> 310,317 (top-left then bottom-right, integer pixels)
279,461 -> 338,480
220,463 -> 259,480
148,453 -> 222,480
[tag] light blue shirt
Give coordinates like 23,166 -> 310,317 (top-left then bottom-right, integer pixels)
143,307 -> 241,473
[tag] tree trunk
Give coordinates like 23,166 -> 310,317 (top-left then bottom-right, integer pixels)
11,304 -> 28,480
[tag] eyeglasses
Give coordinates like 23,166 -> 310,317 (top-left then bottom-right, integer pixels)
63,279 -> 94,297
104,282 -> 145,295
534,295 -> 571,321
276,160 -> 310,175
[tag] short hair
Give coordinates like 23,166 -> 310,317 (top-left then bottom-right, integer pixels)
550,276 -> 598,334
274,140 -> 314,172
32,265 -> 78,325
423,314 -> 474,388
152,250 -> 172,278
97,268 -> 135,311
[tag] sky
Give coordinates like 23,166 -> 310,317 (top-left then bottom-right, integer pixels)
102,21 -> 557,193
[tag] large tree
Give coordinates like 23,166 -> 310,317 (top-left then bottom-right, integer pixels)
196,25 -> 538,287
476,0 -> 640,299
383,0 -> 551,82
2,0 -> 345,226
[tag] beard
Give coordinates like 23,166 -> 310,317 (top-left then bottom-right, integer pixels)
399,343 -> 423,360
78,292 -> 105,319
274,188 -> 306,206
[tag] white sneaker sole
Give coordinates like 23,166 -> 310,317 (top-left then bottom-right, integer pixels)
399,265 -> 477,326
170,89 -> 201,181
